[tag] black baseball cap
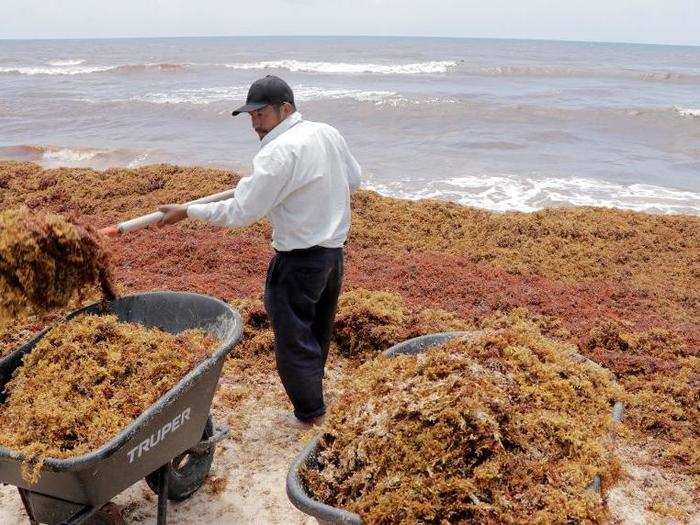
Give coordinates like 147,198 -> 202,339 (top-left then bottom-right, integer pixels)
231,75 -> 295,116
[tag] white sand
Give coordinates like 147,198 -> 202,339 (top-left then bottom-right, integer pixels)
608,445 -> 699,525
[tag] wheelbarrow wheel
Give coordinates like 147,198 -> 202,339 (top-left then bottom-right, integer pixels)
145,415 -> 215,501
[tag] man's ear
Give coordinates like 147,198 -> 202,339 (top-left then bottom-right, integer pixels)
282,102 -> 295,117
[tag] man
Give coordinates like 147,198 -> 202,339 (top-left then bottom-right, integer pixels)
158,75 -> 361,423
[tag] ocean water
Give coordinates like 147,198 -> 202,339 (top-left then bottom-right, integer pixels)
1,36 -> 699,214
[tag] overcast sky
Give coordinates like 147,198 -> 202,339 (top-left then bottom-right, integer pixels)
0,0 -> 697,46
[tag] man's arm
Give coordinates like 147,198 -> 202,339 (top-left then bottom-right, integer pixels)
334,131 -> 361,192
345,147 -> 361,192
159,149 -> 291,228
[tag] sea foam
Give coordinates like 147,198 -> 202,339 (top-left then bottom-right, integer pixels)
222,60 -> 458,75
674,106 -> 700,118
47,59 -> 86,66
133,86 -> 399,105
0,145 -> 151,169
0,62 -> 186,76
0,65 -> 113,76
42,148 -> 102,163
365,174 -> 700,215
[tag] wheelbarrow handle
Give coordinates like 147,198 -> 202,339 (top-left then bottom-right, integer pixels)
100,188 -> 237,237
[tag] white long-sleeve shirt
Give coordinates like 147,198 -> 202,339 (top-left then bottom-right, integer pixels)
187,111 -> 361,251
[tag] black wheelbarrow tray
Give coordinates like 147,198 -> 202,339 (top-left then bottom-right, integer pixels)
0,291 -> 242,525
286,331 -> 625,525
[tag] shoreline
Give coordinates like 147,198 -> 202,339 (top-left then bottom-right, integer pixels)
1,157 -> 698,218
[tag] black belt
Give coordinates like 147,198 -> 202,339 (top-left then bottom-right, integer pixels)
274,245 -> 343,256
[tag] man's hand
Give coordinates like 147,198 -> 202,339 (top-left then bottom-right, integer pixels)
158,205 -> 188,227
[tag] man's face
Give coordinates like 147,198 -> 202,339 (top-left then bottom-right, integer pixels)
249,104 -> 285,140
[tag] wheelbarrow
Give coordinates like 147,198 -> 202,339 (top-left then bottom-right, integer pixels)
0,291 -> 242,525
286,331 -> 625,525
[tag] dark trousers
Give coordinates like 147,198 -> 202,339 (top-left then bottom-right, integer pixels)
264,246 -> 344,421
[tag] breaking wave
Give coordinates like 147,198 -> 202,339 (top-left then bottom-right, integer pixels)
0,62 -> 187,76
674,106 -> 700,118
2,59 -> 696,84
365,174 -> 700,215
0,145 -> 152,169
47,59 -> 85,66
0,59 -> 455,77
131,85 -> 402,105
222,60 -> 459,75
125,88 -> 700,119
0,65 -> 115,76
220,61 -> 699,82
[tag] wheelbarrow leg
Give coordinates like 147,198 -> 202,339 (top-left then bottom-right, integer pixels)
17,488 -> 39,525
156,462 -> 170,525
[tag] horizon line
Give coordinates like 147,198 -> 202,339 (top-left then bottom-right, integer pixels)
0,34 -> 698,49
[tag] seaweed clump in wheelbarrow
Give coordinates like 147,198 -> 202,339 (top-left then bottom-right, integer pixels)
0,313 -> 218,483
0,207 -> 116,323
300,323 -> 623,523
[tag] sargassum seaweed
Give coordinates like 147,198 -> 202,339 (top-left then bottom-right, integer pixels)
301,323 -> 622,524
0,314 -> 217,483
0,207 -> 115,324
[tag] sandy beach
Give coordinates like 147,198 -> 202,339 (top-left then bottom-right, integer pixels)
0,161 -> 698,524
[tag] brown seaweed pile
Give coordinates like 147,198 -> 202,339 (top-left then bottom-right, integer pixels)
333,289 -> 471,358
0,207 -> 115,323
301,323 -> 622,524
0,314 -> 217,483
225,291 -> 472,374
579,320 -> 699,483
228,298 -> 275,359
